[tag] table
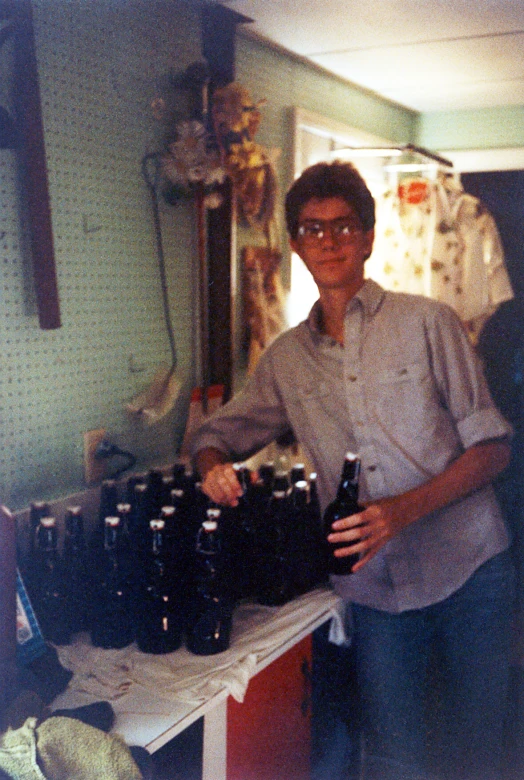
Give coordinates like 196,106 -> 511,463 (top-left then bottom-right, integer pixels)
51,586 -> 343,780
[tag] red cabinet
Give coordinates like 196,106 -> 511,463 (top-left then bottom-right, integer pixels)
226,635 -> 312,780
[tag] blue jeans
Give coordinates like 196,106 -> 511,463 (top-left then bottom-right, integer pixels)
351,550 -> 516,780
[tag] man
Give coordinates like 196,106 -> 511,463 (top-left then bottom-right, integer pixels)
191,161 -> 515,780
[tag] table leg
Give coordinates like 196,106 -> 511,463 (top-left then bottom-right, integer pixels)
202,698 -> 227,780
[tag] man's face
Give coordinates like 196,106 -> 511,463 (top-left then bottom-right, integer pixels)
290,197 -> 374,296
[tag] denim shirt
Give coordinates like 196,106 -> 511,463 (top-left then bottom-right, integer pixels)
190,279 -> 512,612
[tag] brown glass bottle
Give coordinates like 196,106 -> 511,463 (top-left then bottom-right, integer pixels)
62,506 -> 90,635
90,517 -> 134,649
136,519 -> 183,654
323,453 -> 362,575
186,510 -> 234,656
256,474 -> 295,606
31,517 -> 71,645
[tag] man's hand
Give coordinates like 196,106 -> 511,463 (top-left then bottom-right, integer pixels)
326,438 -> 512,573
327,497 -> 408,573
201,462 -> 244,507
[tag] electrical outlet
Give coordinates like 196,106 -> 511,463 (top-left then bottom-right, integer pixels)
84,428 -> 107,485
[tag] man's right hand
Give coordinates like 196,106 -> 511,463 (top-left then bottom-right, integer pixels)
201,462 -> 244,507
195,447 -> 244,507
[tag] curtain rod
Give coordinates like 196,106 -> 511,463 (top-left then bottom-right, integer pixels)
333,143 -> 453,168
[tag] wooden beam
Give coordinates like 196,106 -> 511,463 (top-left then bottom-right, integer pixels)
201,4 -> 252,88
14,0 -> 61,329
201,4 -> 252,401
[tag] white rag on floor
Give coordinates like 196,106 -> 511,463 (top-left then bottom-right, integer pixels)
54,587 -> 343,708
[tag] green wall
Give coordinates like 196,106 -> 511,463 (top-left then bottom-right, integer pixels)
236,31 -> 416,234
1,2 -> 520,511
0,0 -> 203,510
417,105 -> 524,151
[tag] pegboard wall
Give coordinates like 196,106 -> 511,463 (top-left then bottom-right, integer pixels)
0,0 -> 415,512
0,0 -> 203,510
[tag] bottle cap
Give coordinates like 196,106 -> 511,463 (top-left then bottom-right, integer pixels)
206,508 -> 221,520
294,480 -> 308,490
344,452 -> 358,461
117,503 -> 131,513
104,516 -> 120,527
40,516 -> 56,528
66,505 -> 82,515
149,519 -> 165,530
161,506 -> 175,517
203,519 -> 218,532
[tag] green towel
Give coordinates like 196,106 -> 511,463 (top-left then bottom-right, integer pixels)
0,716 -> 143,780
0,718 -> 45,780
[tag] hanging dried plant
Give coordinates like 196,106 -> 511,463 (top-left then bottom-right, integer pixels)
160,120 -> 227,209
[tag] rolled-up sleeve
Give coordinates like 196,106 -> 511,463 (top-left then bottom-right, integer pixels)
457,408 -> 513,448
426,303 -> 513,447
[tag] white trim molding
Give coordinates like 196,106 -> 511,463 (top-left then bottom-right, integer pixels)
441,148 -> 524,173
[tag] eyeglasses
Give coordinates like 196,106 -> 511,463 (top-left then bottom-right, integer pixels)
297,218 -> 363,244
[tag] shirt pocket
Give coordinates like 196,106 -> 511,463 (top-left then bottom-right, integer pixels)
296,380 -> 347,441
376,362 -> 429,386
372,360 -> 441,433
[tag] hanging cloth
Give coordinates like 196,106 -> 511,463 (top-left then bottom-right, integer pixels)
365,176 -> 438,297
439,173 -> 513,339
365,171 -> 513,341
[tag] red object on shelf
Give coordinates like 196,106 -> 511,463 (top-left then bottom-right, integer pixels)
227,635 -> 312,780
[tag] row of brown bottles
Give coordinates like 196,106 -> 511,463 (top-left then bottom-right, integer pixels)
225,463 -> 327,606
23,506 -> 90,645
22,465 -> 233,655
21,454 -> 362,656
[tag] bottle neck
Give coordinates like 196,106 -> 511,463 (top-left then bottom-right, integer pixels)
152,529 -> 164,556
104,518 -> 121,552
66,528 -> 85,550
66,510 -> 84,543
337,480 -> 358,503
39,528 -> 57,553
339,456 -> 360,489
197,517 -> 220,555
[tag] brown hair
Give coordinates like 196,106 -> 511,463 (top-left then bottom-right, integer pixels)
285,160 -> 375,239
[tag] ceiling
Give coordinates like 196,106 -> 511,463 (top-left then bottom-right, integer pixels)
221,0 -> 524,113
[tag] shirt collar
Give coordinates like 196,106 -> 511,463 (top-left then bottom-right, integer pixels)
350,278 -> 386,318
305,278 -> 385,337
